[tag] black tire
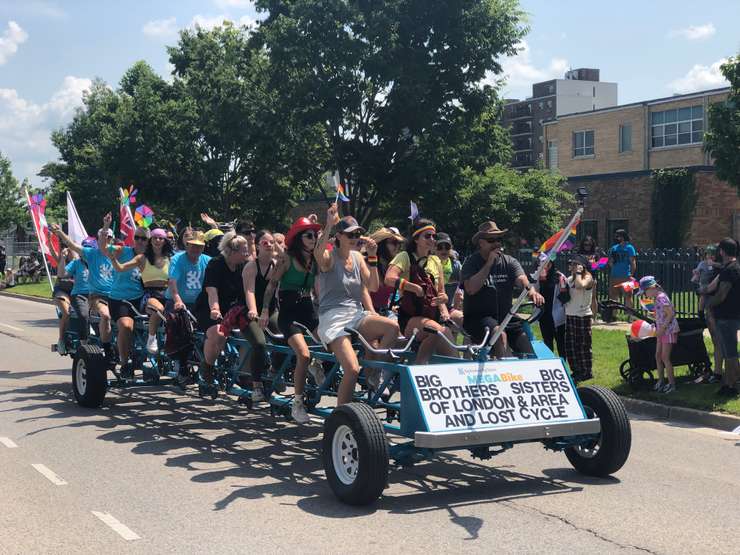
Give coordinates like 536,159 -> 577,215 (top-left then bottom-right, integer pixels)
618,360 -> 631,381
565,385 -> 631,477
322,402 -> 389,505
72,344 -> 108,408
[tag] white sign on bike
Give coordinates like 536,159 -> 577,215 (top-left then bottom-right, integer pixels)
408,359 -> 585,433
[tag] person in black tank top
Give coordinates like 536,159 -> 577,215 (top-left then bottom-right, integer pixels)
242,231 -> 280,404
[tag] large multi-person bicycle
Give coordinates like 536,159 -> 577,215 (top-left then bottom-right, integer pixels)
54,298 -> 631,506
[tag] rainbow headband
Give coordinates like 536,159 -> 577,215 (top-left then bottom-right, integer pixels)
412,225 -> 436,238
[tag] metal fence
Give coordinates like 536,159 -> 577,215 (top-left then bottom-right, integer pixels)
1,234 -> 42,271
517,248 -> 703,318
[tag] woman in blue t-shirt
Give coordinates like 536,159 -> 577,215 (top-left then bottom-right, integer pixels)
607,229 -> 637,320
106,227 -> 149,377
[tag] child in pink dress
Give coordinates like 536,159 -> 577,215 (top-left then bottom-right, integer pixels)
639,276 -> 679,393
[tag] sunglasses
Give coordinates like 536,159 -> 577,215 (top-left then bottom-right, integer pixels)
485,238 -> 501,244
134,236 -> 149,241
344,231 -> 362,239
422,233 -> 436,240
437,244 -> 451,250
302,232 -> 317,240
260,240 -> 274,247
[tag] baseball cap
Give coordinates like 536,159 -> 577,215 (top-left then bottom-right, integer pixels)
336,216 -> 365,234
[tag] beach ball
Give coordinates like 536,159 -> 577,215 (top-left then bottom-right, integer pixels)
630,319 -> 655,339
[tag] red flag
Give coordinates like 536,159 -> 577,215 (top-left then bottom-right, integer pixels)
28,192 -> 60,268
119,188 -> 135,247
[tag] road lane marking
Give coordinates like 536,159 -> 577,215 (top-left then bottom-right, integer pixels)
0,322 -> 24,332
31,463 -> 67,485
91,511 -> 141,541
0,437 -> 18,448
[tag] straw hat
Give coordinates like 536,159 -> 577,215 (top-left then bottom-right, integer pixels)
370,227 -> 404,244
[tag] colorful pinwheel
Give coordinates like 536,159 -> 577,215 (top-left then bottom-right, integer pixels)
134,204 -> 154,228
30,193 -> 46,211
122,185 -> 138,207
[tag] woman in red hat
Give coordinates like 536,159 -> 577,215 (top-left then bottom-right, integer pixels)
385,218 -> 458,363
315,204 -> 400,405
261,214 -> 322,424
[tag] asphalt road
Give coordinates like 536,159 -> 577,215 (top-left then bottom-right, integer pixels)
1,295 -> 739,554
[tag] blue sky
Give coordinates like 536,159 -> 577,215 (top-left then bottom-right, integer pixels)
0,0 -> 737,186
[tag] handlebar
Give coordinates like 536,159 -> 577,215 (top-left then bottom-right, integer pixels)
291,321 -> 321,345
424,325 -> 491,357
264,327 -> 286,341
344,327 -> 418,360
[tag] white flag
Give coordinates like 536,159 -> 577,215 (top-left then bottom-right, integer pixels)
66,191 -> 88,244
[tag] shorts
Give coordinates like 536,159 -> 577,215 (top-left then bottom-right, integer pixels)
318,306 -> 371,346
277,293 -> 319,338
194,305 -> 221,333
53,281 -> 73,300
140,287 -> 167,313
88,294 -> 109,313
715,318 -> 740,359
658,332 -> 678,345
108,297 -> 144,321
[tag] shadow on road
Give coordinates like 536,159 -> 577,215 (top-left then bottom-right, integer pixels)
0,375 -> 595,539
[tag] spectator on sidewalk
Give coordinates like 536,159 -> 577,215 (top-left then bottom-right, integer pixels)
0,241 -> 6,274
564,254 -> 594,382
639,276 -> 679,394
693,244 -> 724,383
533,258 -> 567,356
577,235 -> 606,318
606,229 -> 637,322
705,238 -> 740,398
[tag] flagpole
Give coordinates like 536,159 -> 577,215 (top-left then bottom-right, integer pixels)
24,188 -> 55,294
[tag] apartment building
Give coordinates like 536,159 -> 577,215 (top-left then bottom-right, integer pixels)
502,68 -> 618,170
543,87 -> 735,247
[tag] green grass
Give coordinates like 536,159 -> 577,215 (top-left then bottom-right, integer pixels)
3,282 -> 53,299
581,328 -> 740,416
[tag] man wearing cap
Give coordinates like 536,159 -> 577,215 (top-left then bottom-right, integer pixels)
167,230 -> 211,313
461,221 -> 544,357
51,213 -> 115,358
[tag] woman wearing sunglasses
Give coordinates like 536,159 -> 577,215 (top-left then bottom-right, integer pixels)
106,226 -> 150,377
368,226 -> 404,314
261,215 -> 322,424
385,218 -> 458,363
241,230 -> 280,406
315,204 -> 401,404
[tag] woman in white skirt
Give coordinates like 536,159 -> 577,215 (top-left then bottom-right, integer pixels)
315,204 -> 400,405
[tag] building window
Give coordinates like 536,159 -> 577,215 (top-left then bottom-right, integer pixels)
573,130 -> 595,157
619,124 -> 632,153
651,105 -> 703,148
607,219 -> 629,243
547,140 -> 558,170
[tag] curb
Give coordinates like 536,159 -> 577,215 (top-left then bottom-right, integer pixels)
620,396 -> 740,431
0,290 -> 55,305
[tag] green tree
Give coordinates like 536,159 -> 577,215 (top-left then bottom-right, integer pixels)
705,55 -> 740,190
0,151 -> 26,231
254,0 -> 525,226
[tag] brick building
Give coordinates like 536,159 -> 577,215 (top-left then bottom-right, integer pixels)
542,87 -> 737,248
502,68 -> 618,170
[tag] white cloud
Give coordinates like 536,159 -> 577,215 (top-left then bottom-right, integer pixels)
669,23 -> 716,41
668,58 -> 729,94
0,21 -> 28,65
0,76 -> 92,184
494,41 -> 568,98
212,0 -> 255,8
189,14 -> 255,31
142,17 -> 178,40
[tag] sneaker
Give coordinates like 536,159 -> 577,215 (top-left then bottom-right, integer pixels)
103,343 -> 116,361
308,358 -> 325,386
56,338 -> 67,355
251,386 -> 268,408
119,362 -> 134,380
176,373 -> 191,389
291,398 -> 310,424
146,334 -> 158,355
661,383 -> 676,394
200,365 -> 215,384
653,380 -> 665,392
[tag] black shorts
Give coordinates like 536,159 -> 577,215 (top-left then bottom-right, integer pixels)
108,297 -> 144,321
194,305 -> 221,333
53,280 -> 73,300
140,287 -> 167,312
277,292 -> 318,338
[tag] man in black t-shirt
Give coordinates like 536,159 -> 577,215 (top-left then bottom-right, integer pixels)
461,221 -> 544,357
706,237 -> 740,397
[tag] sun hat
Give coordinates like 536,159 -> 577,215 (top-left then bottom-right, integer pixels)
203,228 -> 224,243
285,216 -> 322,248
638,275 -> 658,294
472,221 -> 508,244
186,231 -> 206,246
370,227 -> 404,244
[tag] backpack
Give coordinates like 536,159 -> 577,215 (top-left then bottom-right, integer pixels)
399,256 -> 439,321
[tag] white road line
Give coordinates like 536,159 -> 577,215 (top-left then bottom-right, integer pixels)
31,463 -> 68,485
0,437 -> 18,448
91,511 -> 141,541
0,322 -> 24,332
